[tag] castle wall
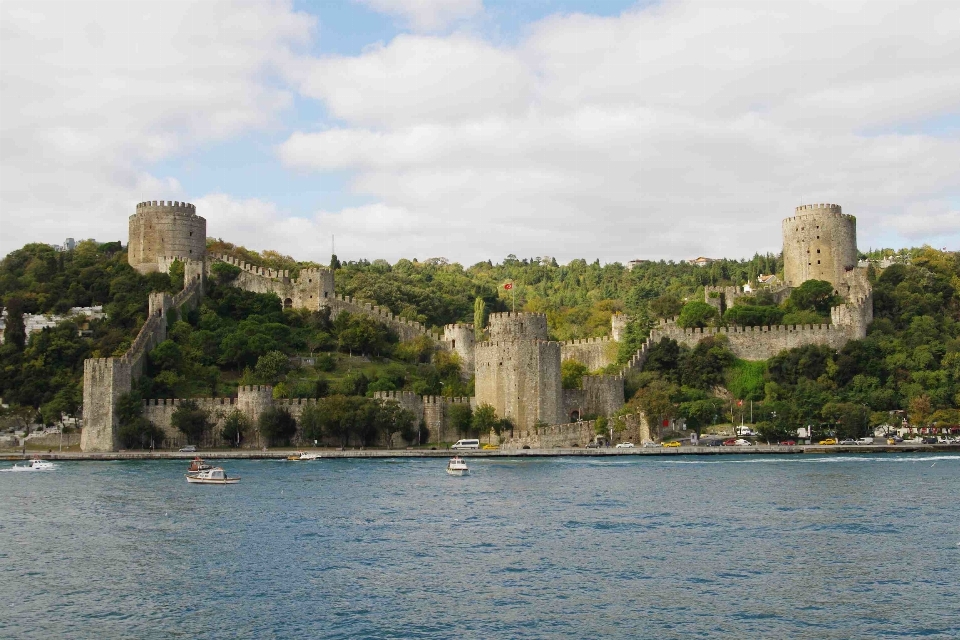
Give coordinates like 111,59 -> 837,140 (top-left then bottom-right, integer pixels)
80,358 -> 130,451
611,313 -> 629,342
563,375 -> 625,421
650,321 -> 851,360
211,255 -> 334,313
782,204 -> 857,290
327,294 -> 436,343
475,339 -> 563,430
560,336 -> 617,371
128,201 -> 206,274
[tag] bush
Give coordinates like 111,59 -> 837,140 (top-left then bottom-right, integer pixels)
258,406 -> 297,446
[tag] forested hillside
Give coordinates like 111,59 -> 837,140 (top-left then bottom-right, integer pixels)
2,241 -> 958,443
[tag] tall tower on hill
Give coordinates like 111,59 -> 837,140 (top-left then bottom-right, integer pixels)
128,200 -> 206,274
782,203 -> 858,290
474,312 -> 563,430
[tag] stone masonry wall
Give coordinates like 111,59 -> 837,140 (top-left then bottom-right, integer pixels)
650,320 -> 851,361
562,374 -> 625,421
442,323 -> 475,379
560,336 -> 617,371
474,339 -> 563,430
211,255 -> 334,313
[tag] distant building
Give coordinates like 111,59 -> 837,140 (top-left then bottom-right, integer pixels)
687,256 -> 716,267
0,306 -> 106,344
626,259 -> 649,270
757,273 -> 780,286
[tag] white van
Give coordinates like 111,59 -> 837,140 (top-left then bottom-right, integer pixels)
451,439 -> 480,450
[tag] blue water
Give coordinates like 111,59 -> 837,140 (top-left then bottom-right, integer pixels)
1,454 -> 958,639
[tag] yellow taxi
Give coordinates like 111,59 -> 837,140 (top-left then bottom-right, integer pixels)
662,441 -> 681,448
818,438 -> 838,445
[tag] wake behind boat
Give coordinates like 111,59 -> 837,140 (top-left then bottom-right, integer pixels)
186,467 -> 240,484
446,456 -> 469,476
10,458 -> 56,471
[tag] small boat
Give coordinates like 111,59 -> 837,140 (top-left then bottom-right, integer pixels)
186,457 -> 213,476
186,467 -> 240,484
10,458 -> 56,471
446,456 -> 469,476
287,451 -> 320,461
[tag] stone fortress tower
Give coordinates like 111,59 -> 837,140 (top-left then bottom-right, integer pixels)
474,313 -> 563,430
128,200 -> 206,274
781,203 -> 857,290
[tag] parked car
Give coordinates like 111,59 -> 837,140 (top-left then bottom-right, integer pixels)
856,437 -> 875,445
641,441 -> 658,448
661,441 -> 681,448
586,441 -> 600,449
818,438 -> 838,445
779,440 -> 797,446
615,442 -> 635,449
701,439 -> 722,447
734,439 -> 752,446
723,438 -> 738,446
922,436 -> 938,444
179,445 -> 197,452
839,438 -> 857,445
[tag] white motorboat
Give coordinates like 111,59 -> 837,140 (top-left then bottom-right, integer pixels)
446,456 -> 469,476
10,458 -> 56,471
186,467 -> 240,484
287,451 -> 320,461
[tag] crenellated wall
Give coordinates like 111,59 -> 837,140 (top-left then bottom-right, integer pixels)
210,254 -> 334,313
650,320 -> 851,360
487,312 -> 548,341
327,293 -> 439,343
560,336 -> 617,371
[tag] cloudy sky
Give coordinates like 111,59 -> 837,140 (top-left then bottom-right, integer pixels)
1,0 -> 958,265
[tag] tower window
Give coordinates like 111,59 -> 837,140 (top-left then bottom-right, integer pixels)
817,260 -> 821,264
189,232 -> 193,236
817,249 -> 821,253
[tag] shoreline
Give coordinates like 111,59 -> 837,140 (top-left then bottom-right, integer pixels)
3,443 -> 959,461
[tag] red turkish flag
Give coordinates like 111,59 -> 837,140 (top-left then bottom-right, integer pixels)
504,283 -> 513,290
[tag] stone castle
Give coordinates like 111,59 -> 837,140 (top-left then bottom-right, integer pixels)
79,200 -> 873,451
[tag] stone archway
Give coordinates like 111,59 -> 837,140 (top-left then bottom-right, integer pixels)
570,410 -> 581,422
284,298 -> 293,309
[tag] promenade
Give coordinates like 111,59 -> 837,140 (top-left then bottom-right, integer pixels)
3,443 -> 959,461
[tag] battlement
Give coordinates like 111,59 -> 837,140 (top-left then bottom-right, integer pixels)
330,294 -> 431,334
475,340 -> 563,349
133,200 -> 198,215
795,203 -> 842,214
488,312 -> 546,321
561,336 -> 612,346
443,323 -> 474,331
783,207 -> 855,225
238,385 -> 273,393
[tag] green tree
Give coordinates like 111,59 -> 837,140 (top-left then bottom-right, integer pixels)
255,350 -> 289,382
676,301 -> 718,329
299,403 -> 324,442
631,379 -> 676,440
2,298 -> 26,350
258,406 -> 297,446
474,297 -> 487,339
220,409 -> 250,447
171,400 -> 212,445
787,279 -> 841,315
448,403 -> 473,436
561,360 -> 588,389
115,392 -> 164,449
472,403 -> 498,434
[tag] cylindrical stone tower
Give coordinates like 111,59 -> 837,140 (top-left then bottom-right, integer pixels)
782,203 -> 857,289
443,323 -> 476,380
487,312 -> 548,342
128,200 -> 206,274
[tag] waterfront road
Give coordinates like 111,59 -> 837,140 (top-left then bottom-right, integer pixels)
3,443 -> 959,461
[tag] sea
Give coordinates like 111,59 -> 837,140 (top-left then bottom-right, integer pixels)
1,453 -> 958,639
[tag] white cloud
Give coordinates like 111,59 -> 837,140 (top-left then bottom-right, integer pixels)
355,0 -> 483,32
0,0 -> 314,254
283,0 -> 960,264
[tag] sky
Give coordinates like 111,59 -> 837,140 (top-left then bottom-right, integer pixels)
1,0 -> 958,266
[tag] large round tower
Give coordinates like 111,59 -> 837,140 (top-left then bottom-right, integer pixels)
128,200 -> 206,274
782,203 -> 857,290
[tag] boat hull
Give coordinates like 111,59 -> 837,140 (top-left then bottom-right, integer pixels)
185,475 -> 240,484
446,468 -> 469,476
